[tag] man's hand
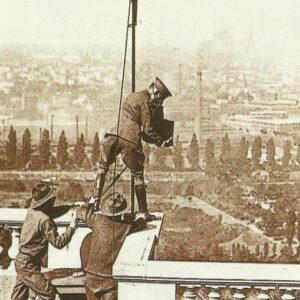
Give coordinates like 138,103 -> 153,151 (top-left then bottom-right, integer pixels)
161,136 -> 173,147
72,271 -> 85,278
69,210 -> 78,229
73,201 -> 86,207
88,196 -> 98,205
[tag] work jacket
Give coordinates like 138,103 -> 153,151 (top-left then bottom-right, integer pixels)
77,206 -> 145,277
18,206 -> 75,259
119,89 -> 164,146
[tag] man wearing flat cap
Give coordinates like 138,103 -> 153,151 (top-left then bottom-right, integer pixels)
96,77 -> 172,221
11,183 -> 78,300
76,194 -> 148,300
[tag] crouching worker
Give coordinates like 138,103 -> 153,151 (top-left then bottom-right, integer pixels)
95,77 -> 173,222
11,183 -> 78,300
76,194 -> 149,300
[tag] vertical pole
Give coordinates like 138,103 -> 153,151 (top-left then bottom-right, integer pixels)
132,0 -> 137,93
76,114 -> 79,142
39,127 -> 42,144
131,0 -> 138,217
197,71 -> 202,143
85,116 -> 88,143
50,114 -> 54,142
2,119 -> 5,143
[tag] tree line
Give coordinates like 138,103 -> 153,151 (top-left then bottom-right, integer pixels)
205,134 -> 298,177
2,126 -> 298,174
1,126 -> 101,170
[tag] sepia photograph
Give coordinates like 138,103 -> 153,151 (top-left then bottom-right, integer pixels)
1,0 -> 300,299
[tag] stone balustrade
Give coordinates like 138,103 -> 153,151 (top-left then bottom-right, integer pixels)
1,208 -> 300,300
113,212 -> 300,300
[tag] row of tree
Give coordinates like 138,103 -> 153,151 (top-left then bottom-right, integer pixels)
205,134 -> 298,176
3,126 -> 297,173
230,242 -> 298,263
146,133 -> 200,171
2,126 -> 101,170
2,126 -> 202,171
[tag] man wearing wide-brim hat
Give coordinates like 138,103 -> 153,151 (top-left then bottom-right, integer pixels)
96,77 -> 172,221
76,194 -> 149,300
11,183 -> 78,300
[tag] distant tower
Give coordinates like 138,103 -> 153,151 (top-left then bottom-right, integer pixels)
2,119 -> 5,143
39,128 -> 42,144
196,71 -> 202,142
50,114 -> 54,142
85,116 -> 88,143
197,71 -> 213,144
76,115 -> 79,142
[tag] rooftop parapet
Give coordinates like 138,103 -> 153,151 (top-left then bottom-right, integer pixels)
1,209 -> 300,299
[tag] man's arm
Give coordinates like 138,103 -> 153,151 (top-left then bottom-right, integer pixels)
46,205 -> 72,218
76,205 -> 96,228
41,218 -> 75,250
122,213 -> 148,234
141,103 -> 164,146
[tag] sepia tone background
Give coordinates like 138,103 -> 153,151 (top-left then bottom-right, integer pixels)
1,0 -> 300,270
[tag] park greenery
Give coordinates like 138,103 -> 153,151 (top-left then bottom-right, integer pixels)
1,128 -> 300,263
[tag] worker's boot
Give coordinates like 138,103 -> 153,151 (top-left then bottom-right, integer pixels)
94,173 -> 106,211
135,185 -> 156,222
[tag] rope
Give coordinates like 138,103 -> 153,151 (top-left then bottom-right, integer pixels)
111,0 -> 132,262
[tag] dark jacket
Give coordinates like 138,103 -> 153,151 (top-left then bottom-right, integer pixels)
77,206 -> 144,277
119,89 -> 164,146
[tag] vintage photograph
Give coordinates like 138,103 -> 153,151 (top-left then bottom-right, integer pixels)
1,0 -> 300,299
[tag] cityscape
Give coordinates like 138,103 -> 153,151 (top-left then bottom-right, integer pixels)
0,33 -> 300,264
1,0 -> 300,298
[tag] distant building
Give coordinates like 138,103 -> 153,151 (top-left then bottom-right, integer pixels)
223,114 -> 300,135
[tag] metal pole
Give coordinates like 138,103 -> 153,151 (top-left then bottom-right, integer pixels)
131,0 -> 138,217
132,0 -> 137,92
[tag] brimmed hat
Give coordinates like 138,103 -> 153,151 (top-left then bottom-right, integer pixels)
100,193 -> 129,217
31,183 -> 56,209
153,77 -> 172,98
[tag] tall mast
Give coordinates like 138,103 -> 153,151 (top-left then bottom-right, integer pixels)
132,0 -> 137,93
131,0 -> 138,217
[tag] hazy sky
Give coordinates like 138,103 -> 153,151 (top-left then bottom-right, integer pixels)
0,0 -> 300,62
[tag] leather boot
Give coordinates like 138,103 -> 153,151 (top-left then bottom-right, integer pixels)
135,184 -> 148,213
135,185 -> 156,221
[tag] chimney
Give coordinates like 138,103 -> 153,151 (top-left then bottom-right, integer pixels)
76,115 -> 79,142
85,116 -> 88,143
50,114 -> 54,142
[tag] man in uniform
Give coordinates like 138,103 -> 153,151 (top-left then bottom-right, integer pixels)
11,183 -> 78,300
96,77 -> 172,221
76,194 -> 148,300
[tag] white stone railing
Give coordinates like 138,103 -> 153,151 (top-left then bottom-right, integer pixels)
113,213 -> 300,300
2,209 -> 300,299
